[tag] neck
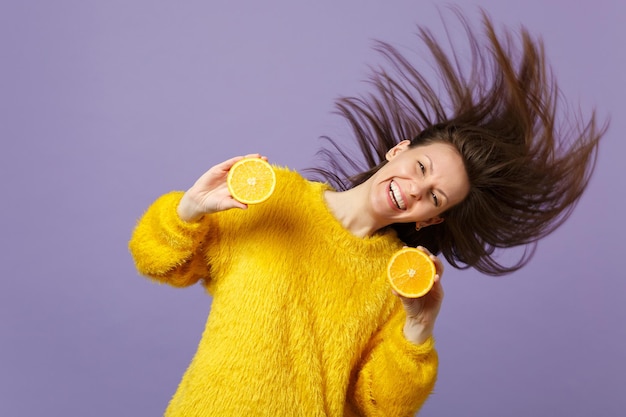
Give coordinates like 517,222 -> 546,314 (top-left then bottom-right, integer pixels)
323,187 -> 383,238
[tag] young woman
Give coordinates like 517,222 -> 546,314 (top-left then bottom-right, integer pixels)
129,10 -> 604,417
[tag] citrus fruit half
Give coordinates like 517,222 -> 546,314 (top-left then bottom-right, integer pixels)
227,157 -> 276,204
387,247 -> 436,298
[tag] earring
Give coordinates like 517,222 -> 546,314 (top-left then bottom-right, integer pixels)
415,223 -> 421,231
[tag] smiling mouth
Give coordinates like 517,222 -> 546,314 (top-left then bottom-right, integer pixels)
389,180 -> 406,210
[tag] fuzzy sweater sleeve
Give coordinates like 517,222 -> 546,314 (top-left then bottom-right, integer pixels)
129,191 -> 211,287
350,306 -> 438,416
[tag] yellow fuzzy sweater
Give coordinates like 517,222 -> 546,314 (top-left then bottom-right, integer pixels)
129,167 -> 438,416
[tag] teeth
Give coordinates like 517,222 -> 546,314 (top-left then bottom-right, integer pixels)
389,181 -> 406,210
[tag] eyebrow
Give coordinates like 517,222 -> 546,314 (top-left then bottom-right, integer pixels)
425,154 -> 449,205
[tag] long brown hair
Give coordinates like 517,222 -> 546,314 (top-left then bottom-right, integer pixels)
307,9 -> 607,275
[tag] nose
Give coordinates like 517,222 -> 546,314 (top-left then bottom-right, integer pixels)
408,180 -> 423,199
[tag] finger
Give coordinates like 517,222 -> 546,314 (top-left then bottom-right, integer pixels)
219,155 -> 248,171
415,246 -> 444,276
429,279 -> 444,303
416,245 -> 430,255
228,200 -> 248,210
430,255 -> 444,276
242,153 -> 263,160
217,196 -> 249,211
205,155 -> 263,183
197,157 -> 244,182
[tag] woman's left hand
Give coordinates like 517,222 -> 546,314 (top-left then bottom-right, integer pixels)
393,246 -> 445,345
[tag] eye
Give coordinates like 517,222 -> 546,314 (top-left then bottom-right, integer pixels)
418,161 -> 425,174
431,192 -> 439,207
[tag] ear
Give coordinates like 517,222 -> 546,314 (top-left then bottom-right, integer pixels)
418,217 -> 444,229
385,140 -> 411,161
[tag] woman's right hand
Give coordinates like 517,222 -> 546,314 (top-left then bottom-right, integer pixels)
177,154 -> 266,222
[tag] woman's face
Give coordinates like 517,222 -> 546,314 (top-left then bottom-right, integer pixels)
366,140 -> 470,228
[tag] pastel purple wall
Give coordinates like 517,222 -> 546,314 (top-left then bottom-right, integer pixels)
1,1 -> 624,416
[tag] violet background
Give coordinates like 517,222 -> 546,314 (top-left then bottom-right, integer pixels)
1,0 -> 624,416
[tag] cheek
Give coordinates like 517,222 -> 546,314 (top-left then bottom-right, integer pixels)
410,202 -> 439,221
371,182 -> 391,208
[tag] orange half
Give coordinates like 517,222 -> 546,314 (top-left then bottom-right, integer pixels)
227,158 -> 276,204
387,247 -> 436,298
